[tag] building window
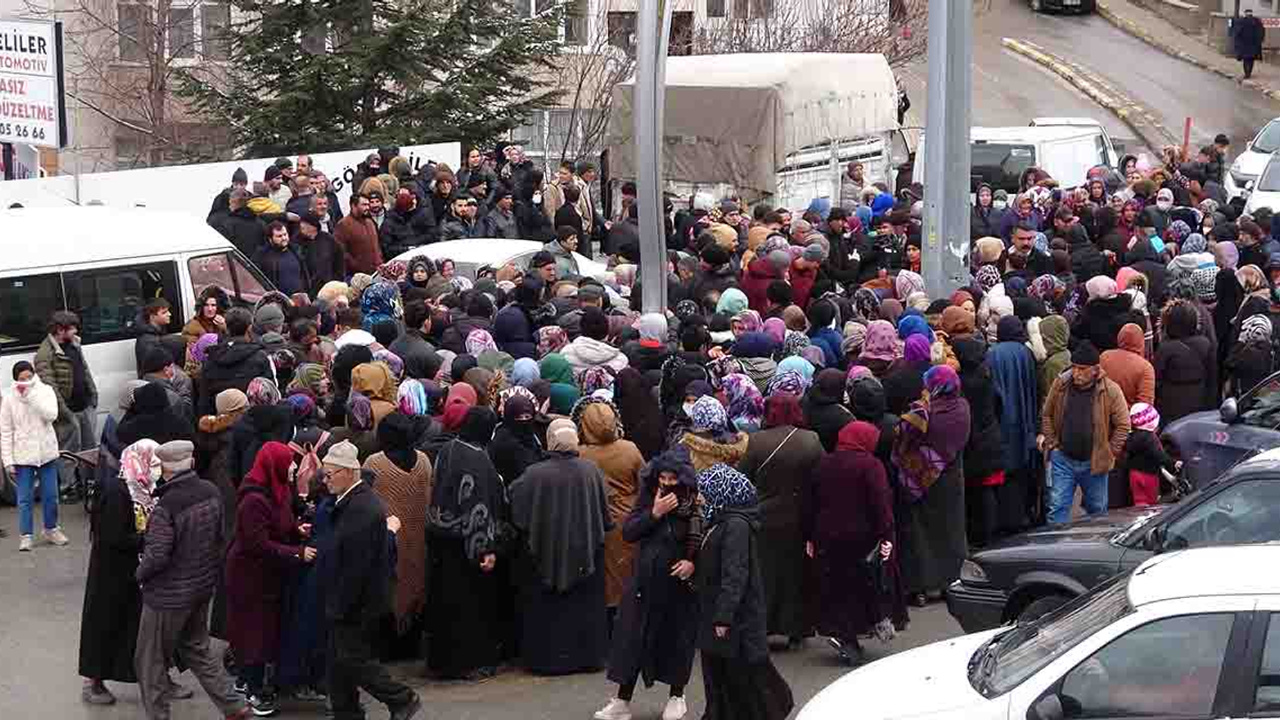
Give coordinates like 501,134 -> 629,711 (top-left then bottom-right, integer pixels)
607,11 -> 637,55
748,0 -> 773,16
201,3 -> 231,60
117,4 -> 149,62
169,7 -> 195,59
564,0 -> 587,45
706,0 -> 725,18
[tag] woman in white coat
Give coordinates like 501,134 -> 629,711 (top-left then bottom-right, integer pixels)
2,361 -> 68,551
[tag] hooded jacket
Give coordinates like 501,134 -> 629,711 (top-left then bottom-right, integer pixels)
1037,315 -> 1073,402
740,257 -> 783,315
561,336 -> 630,376
577,403 -> 645,608
1099,324 -> 1156,406
0,375 -> 59,468
1154,304 -> 1214,424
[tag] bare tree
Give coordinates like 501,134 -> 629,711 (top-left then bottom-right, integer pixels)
694,0 -> 928,68
22,0 -> 234,170
547,0 -> 637,164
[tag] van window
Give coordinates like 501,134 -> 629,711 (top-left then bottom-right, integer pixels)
64,262 -> 182,345
231,253 -> 270,306
970,142 -> 1035,194
0,274 -> 66,353
189,252 -> 272,309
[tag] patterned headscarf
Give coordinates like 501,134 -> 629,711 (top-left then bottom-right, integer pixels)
924,364 -> 961,398
578,365 -> 616,396
895,270 -> 925,300
498,385 -> 539,418
288,363 -> 329,399
687,395 -> 730,435
697,463 -> 758,523
1241,314 -> 1274,345
732,310 -> 763,335
536,325 -> 568,357
853,288 -> 881,322
190,333 -> 219,366
373,348 -> 404,380
120,439 -> 161,532
1238,265 -> 1269,295
766,369 -> 809,396
360,280 -> 402,332
722,373 -> 764,433
841,322 -> 867,356
781,331 -> 811,359
860,319 -> 901,362
1180,232 -> 1208,255
1166,220 -> 1192,248
466,329 -> 499,356
976,264 -> 1002,292
286,394 -> 315,423
674,299 -> 701,321
1029,274 -> 1060,301
763,318 -> 787,346
247,377 -> 281,407
397,379 -> 430,416
346,392 -> 374,431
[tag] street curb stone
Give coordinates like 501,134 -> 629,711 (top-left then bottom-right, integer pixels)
1001,37 -> 1176,151
1095,1 -> 1280,101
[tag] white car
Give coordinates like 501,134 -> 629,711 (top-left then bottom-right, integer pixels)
798,543 -> 1280,720
1228,118 -> 1280,200
1243,151 -> 1280,216
388,238 -> 607,282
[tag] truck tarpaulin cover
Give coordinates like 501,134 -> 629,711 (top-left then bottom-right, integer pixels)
607,53 -> 899,194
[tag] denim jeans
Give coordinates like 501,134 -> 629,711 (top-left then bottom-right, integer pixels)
1048,450 -> 1108,524
16,461 -> 59,536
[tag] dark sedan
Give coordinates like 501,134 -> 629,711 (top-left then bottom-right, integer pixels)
1164,370 -> 1280,488
946,448 -> 1280,633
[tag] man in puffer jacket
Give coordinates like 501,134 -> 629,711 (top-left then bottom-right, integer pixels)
1,361 -> 66,551
560,307 -> 629,378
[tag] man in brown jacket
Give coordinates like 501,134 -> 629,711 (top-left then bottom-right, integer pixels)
334,193 -> 383,276
1041,341 -> 1131,524
1099,322 -> 1155,406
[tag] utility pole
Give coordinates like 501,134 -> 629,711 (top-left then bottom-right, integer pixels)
633,0 -> 673,313
921,0 -> 973,299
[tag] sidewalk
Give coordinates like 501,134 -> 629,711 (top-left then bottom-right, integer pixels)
1097,0 -> 1280,101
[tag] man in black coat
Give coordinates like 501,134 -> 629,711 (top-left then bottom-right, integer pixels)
207,167 -> 248,225
254,221 -> 311,297
295,213 -> 345,297
213,188 -> 267,259
1234,9 -> 1266,79
198,308 -> 272,418
823,207 -> 861,288
319,441 -> 422,720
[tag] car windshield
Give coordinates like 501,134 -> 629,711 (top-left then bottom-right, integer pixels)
970,142 -> 1035,194
1259,155 -> 1280,192
1239,373 -> 1280,428
1256,121 -> 1280,154
1112,507 -> 1169,548
972,574 -> 1132,696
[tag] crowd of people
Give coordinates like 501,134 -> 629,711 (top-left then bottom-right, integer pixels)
4,135 -> 1272,720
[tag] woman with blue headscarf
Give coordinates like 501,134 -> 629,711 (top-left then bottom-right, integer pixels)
695,463 -> 793,720
360,280 -> 403,333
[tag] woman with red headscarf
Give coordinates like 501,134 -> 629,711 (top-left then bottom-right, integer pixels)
737,393 -> 823,647
225,441 -> 314,715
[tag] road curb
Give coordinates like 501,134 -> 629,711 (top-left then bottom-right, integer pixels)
1095,1 -> 1280,102
1001,37 -> 1177,151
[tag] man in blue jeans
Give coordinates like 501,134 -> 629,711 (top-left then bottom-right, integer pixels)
1040,341 -> 1131,524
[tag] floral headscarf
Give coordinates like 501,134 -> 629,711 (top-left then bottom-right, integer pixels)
247,377 -> 281,407
378,260 -> 408,284
190,333 -> 219,366
763,318 -> 787,346
697,463 -> 757,523
976,264 -> 1002,292
579,365 -> 616,396
1179,232 -> 1207,255
781,330 -> 811,359
346,393 -> 374,431
373,348 -> 404,380
397,379 -> 430,416
120,439 -> 161,532
1029,274 -> 1060,301
537,326 -> 568,357
687,395 -> 731,435
722,373 -> 764,433
732,309 -> 763,336
466,329 -> 499,356
776,355 -> 815,383
854,288 -> 881,322
766,369 -> 809,396
924,364 -> 961,398
860,319 -> 901,362
360,280 -> 402,332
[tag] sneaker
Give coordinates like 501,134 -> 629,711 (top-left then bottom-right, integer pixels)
81,683 -> 116,705
43,527 -> 69,546
662,695 -> 688,720
248,695 -> 278,717
594,698 -> 632,720
18,534 -> 32,551
233,679 -> 249,696
164,676 -> 194,700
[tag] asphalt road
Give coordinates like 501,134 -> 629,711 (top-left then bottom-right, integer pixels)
901,0 -> 1280,155
0,503 -> 965,720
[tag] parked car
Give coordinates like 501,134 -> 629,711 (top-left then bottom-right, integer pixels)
801,544 -> 1280,720
945,446 -> 1280,634
1028,0 -> 1095,14
1164,369 -> 1280,489
1228,117 -> 1280,200
1244,150 -> 1280,215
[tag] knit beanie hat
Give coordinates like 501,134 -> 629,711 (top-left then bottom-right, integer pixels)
1071,340 -> 1100,366
1130,402 -> 1159,432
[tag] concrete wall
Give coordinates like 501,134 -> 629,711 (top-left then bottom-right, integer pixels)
1132,0 -> 1206,33
1209,12 -> 1280,56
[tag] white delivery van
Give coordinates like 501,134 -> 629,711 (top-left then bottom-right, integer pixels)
0,206 -> 274,438
914,124 -> 1117,195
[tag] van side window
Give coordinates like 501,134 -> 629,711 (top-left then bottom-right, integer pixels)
64,262 -> 181,345
0,274 -> 66,353
189,253 -> 242,309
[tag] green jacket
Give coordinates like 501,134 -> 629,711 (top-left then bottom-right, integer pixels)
33,335 -> 98,421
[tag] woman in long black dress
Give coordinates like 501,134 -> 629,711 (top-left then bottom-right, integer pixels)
509,418 -> 611,675
695,463 -> 793,720
426,406 -> 508,680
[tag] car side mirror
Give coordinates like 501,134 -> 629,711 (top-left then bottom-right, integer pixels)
1221,397 -> 1239,424
1145,524 -> 1167,552
1028,694 -> 1064,720
1246,180 -> 1256,192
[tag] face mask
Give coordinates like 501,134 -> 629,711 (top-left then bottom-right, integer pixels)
993,200 -> 1007,211
1156,200 -> 1173,211
682,401 -> 696,418
532,192 -> 542,204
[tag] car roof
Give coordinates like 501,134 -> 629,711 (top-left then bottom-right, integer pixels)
1129,544 -> 1280,607
971,125 -> 1100,144
0,206 -> 234,272
1030,117 -> 1103,128
390,238 -> 545,267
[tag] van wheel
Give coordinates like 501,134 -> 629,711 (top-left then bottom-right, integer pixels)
1018,594 -> 1069,623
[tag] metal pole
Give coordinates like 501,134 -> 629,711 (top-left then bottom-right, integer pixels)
634,0 -> 673,313
921,0 -> 973,299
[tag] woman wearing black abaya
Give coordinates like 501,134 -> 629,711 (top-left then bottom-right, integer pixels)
509,418 -> 611,675
427,406 -> 509,680
488,388 -> 544,485
614,367 -> 666,460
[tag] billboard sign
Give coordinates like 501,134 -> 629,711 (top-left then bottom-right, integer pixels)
0,19 -> 68,149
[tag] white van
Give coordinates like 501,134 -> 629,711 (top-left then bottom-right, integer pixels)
0,206 -> 274,437
913,123 -> 1117,195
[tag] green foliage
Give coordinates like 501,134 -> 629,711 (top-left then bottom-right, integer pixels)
178,0 -> 566,156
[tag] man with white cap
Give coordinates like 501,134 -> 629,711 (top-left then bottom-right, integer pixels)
320,440 -> 420,720
135,440 -> 249,720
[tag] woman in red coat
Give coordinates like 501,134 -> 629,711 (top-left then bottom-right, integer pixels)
225,441 -> 313,715
804,420 -> 906,666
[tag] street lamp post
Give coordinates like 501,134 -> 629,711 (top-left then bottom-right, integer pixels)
633,0 -> 674,314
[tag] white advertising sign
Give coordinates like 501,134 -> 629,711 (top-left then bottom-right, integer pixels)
0,19 -> 65,149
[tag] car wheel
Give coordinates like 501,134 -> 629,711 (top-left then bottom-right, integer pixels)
1018,594 -> 1070,623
